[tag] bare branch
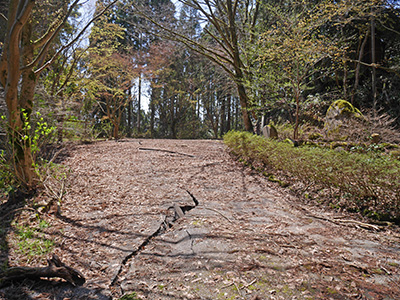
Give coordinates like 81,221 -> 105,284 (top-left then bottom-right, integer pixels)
0,13 -> 7,21
34,0 -> 119,75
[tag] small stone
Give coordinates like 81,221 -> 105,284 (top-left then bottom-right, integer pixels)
371,133 -> 381,144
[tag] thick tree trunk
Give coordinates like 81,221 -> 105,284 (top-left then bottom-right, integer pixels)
226,0 -> 253,133
237,83 -> 253,132
3,3 -> 38,191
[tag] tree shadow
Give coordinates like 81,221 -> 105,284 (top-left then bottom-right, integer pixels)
0,279 -> 111,300
0,193 -> 113,300
0,191 -> 30,273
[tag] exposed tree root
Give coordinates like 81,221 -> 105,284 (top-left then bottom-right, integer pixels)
0,254 -> 85,287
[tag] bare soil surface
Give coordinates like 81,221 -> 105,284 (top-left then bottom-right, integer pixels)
1,139 -> 400,299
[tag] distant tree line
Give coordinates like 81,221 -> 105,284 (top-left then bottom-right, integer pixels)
1,0 -> 400,190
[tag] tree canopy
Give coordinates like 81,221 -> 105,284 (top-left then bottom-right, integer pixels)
1,0 -> 400,189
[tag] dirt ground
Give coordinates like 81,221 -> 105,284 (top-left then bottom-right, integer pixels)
1,139 -> 400,300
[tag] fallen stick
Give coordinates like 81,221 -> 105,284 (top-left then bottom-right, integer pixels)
138,147 -> 195,157
0,254 -> 85,287
202,207 -> 233,223
306,214 -> 380,231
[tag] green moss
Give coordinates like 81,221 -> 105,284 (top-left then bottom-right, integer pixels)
327,100 -> 362,117
371,268 -> 384,275
283,138 -> 296,146
326,287 -> 338,294
308,132 -> 323,140
330,141 -> 348,149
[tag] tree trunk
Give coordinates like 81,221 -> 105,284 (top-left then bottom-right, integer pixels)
4,3 -> 38,190
293,89 -> 300,140
137,73 -> 142,132
351,30 -> 369,104
226,95 -> 231,132
226,0 -> 253,133
127,89 -> 132,137
220,95 -> 225,136
237,83 -> 253,132
371,13 -> 377,117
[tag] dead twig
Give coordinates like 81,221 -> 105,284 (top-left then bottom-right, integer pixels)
1,207 -> 38,219
305,214 -> 380,231
233,282 -> 243,298
202,207 -> 233,223
138,147 -> 195,157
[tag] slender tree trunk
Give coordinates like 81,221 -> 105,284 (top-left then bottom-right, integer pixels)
150,98 -> 155,138
137,74 -> 142,132
226,95 -> 231,132
220,95 -> 225,136
294,88 -> 300,140
351,30 -> 369,104
371,14 -> 377,117
127,89 -> 132,137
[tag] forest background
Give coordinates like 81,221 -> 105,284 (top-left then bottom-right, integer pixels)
1,0 -> 400,196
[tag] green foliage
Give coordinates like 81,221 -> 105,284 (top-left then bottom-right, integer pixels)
119,292 -> 140,300
224,131 -> 400,222
0,110 -> 57,193
14,221 -> 54,259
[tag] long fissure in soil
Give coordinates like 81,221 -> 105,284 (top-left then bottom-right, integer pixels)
110,190 -> 199,294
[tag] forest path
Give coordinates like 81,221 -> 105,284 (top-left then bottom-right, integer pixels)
7,139 -> 400,299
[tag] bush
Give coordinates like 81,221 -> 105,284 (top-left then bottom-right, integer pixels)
224,131 -> 400,222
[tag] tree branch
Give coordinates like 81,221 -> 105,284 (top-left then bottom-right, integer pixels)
33,0 -> 119,75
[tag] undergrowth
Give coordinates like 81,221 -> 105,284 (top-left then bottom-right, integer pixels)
11,218 -> 54,264
224,130 -> 400,223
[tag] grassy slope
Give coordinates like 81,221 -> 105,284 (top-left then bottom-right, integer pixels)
224,131 -> 400,223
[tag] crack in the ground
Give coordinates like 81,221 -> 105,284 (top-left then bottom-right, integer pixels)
110,190 -> 199,293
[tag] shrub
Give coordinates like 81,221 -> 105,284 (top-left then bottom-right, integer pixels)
224,131 -> 400,222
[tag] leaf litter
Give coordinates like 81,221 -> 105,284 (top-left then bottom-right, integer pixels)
1,139 -> 399,299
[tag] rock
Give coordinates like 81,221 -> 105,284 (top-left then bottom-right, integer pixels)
324,100 -> 363,137
371,133 -> 381,144
262,124 -> 278,139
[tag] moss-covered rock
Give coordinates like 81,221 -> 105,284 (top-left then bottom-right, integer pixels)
262,124 -> 278,139
324,100 -> 363,137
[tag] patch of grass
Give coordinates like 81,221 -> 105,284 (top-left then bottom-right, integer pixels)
14,222 -> 54,259
119,292 -> 140,300
224,131 -> 400,223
